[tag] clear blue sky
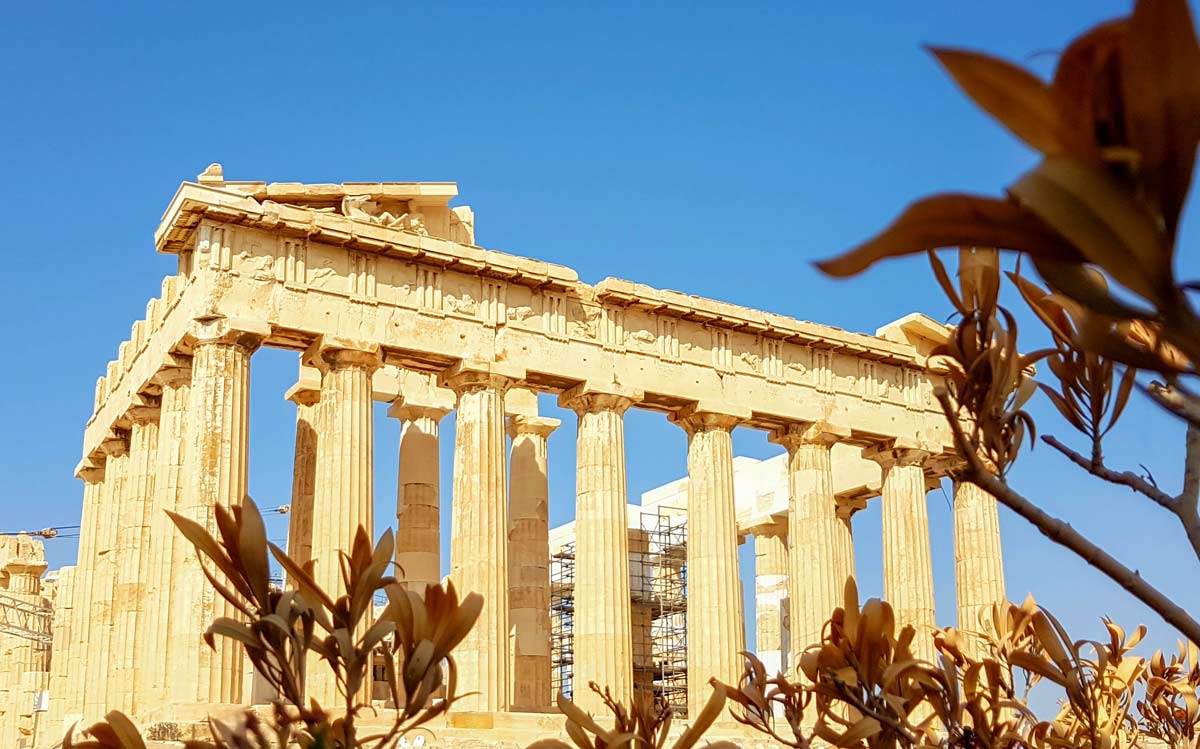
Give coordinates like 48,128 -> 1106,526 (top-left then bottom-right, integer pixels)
2,1 -> 1197,671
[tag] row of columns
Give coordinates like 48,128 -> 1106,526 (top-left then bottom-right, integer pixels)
62,317 -> 1005,726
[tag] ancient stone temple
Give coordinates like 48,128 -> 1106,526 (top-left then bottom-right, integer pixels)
0,534 -> 53,749
47,165 -> 1005,743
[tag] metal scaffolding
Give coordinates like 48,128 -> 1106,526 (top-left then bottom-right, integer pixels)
0,590 -> 53,648
549,507 -> 689,715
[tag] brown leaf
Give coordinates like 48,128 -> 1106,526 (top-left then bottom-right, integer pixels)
816,194 -> 1079,278
930,46 -> 1067,155
1123,0 -> 1200,236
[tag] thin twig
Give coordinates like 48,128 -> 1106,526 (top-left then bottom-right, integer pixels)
935,390 -> 1200,646
1041,435 -> 1179,510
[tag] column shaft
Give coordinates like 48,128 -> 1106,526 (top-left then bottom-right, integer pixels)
391,406 -> 448,593
561,387 -> 637,712
177,325 -> 259,705
443,364 -> 518,712
308,342 -> 382,706
773,423 -> 853,672
507,415 -> 558,711
143,366 -> 191,718
870,447 -> 937,662
65,468 -> 103,724
286,385 -> 320,568
754,529 -> 789,676
954,478 -> 1006,646
676,406 -> 745,718
110,409 -> 158,715
85,440 -> 127,718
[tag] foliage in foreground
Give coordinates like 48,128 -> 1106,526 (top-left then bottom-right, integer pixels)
65,497 -> 482,749
722,581 -> 1200,749
818,0 -> 1200,643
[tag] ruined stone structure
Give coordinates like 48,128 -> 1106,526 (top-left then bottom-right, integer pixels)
0,535 -> 53,749
47,166 -> 1006,741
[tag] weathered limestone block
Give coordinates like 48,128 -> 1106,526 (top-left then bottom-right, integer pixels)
771,422 -> 853,671
506,412 -> 559,711
866,443 -> 937,662
673,403 -> 748,719
953,476 -> 1006,653
179,317 -> 264,706
560,384 -> 639,713
440,360 -> 523,712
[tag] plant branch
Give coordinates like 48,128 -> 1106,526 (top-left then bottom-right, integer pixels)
1184,423 -> 1200,511
1041,435 -> 1179,510
935,389 -> 1200,645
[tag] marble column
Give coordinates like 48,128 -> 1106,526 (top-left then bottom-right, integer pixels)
506,413 -> 559,711
560,384 -> 638,712
387,401 -> 450,593
771,422 -> 854,672
673,403 -> 748,718
142,361 -> 192,719
865,442 -> 937,662
307,337 -> 383,706
753,524 -> 789,677
178,317 -> 264,706
110,404 -> 160,714
440,360 -> 522,712
65,462 -> 104,725
285,377 -> 321,568
953,474 -> 1006,650
46,566 -> 76,734
86,432 -> 127,718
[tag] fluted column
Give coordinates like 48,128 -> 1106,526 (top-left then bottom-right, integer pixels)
285,378 -> 321,568
506,413 -> 560,711
64,463 -> 104,725
108,404 -> 159,715
771,422 -> 854,672
866,443 -> 937,662
441,360 -> 522,712
46,566 -> 76,734
560,384 -> 638,712
753,523 -> 789,676
141,362 -> 191,719
177,317 -> 264,706
85,433 -> 127,718
953,474 -> 1006,650
388,401 -> 450,593
308,337 -> 383,706
673,403 -> 748,718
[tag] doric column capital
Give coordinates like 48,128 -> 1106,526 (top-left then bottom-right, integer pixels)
863,439 -> 932,471
126,402 -> 162,425
439,359 -> 524,396
285,381 -> 322,408
387,401 -> 451,424
188,314 -> 269,352
558,382 -> 641,416
747,519 -> 788,540
74,458 -> 106,483
305,335 -> 383,373
152,365 -> 193,390
99,430 -> 130,458
769,421 -> 850,450
506,415 -> 561,440
671,401 -> 751,435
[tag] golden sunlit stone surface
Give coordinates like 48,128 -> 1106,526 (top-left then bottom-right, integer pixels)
30,166 -> 1005,747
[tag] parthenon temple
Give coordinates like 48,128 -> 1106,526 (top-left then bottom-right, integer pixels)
40,165 -> 1006,743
